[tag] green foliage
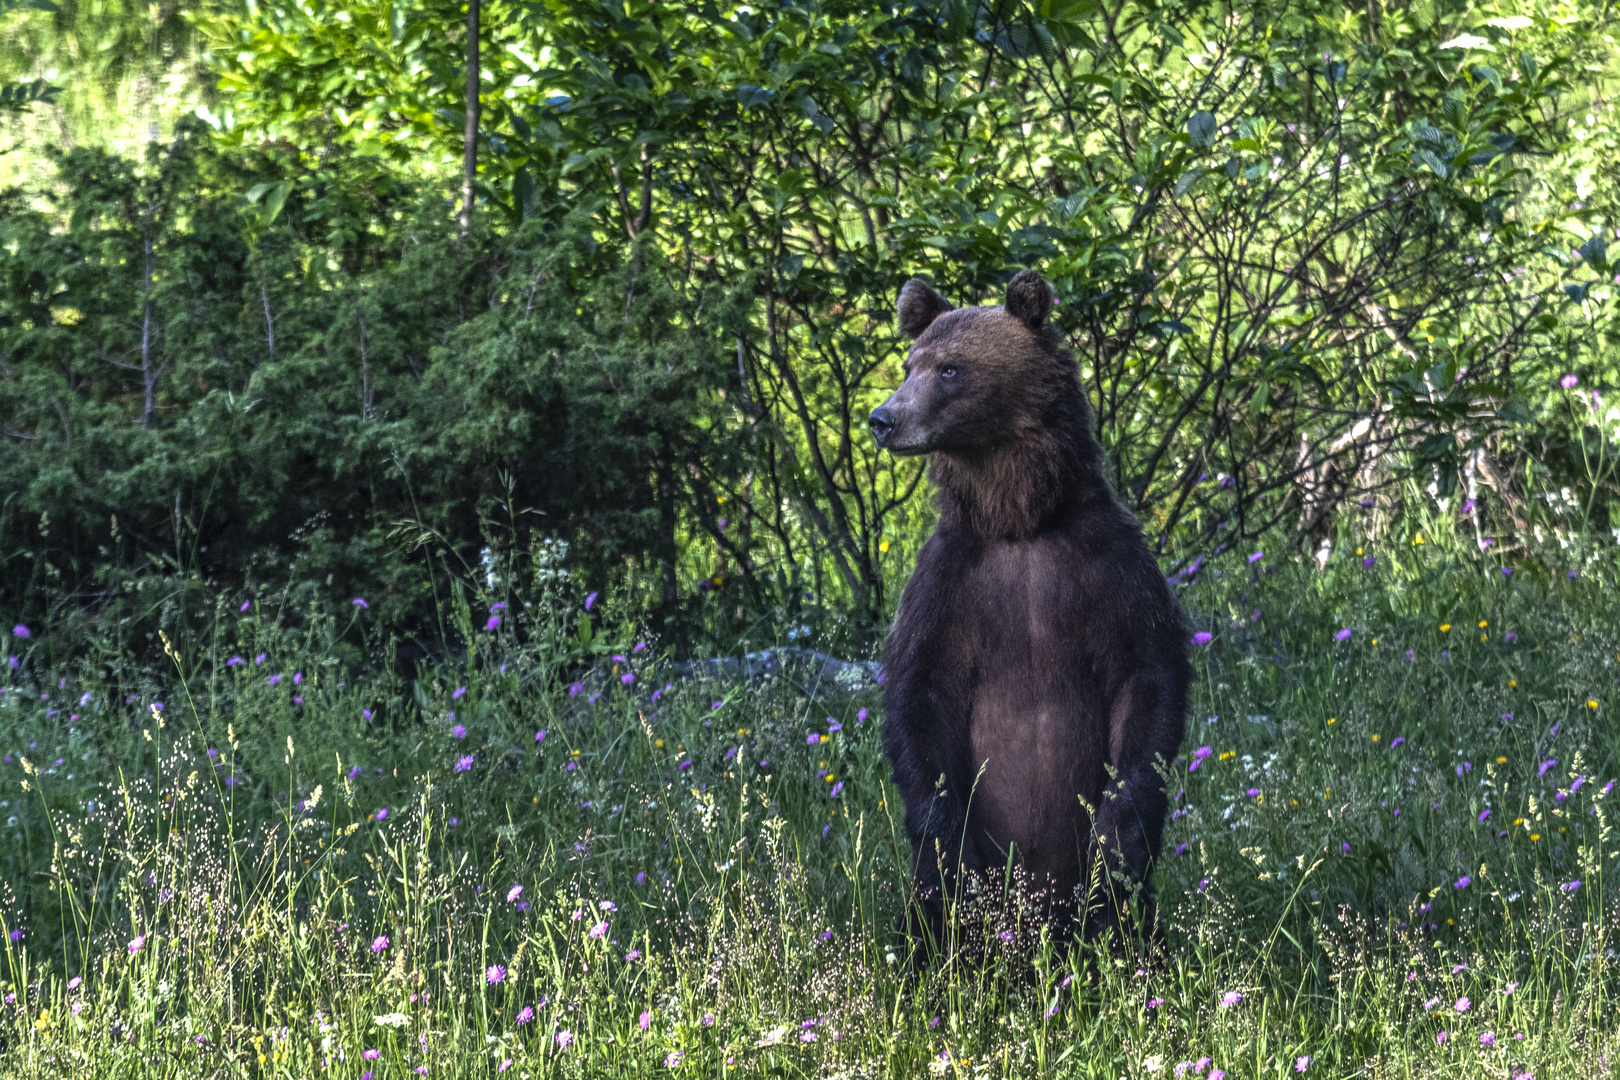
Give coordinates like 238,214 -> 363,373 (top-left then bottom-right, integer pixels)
1,527 -> 1618,1075
0,119 -> 761,649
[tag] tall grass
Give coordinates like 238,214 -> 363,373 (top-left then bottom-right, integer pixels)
1,526 -> 1618,1078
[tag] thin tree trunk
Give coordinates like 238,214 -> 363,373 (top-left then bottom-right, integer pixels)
358,313 -> 374,421
261,275 -> 276,360
458,0 -> 480,242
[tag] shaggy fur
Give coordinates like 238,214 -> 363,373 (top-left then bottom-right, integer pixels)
871,271 -> 1190,949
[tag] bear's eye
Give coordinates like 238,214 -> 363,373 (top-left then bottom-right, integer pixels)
939,365 -> 958,378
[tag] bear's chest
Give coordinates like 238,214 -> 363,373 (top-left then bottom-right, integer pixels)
951,539 -> 1086,664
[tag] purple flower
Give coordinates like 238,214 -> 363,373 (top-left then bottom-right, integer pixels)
362,709 -> 373,721
1504,632 -> 1517,642
363,1048 -> 381,1060
1248,551 -> 1264,563
455,755 -> 474,772
11,625 -> 29,639
1561,880 -> 1581,892
584,592 -> 599,611
226,656 -> 243,667
1220,990 -> 1244,1008
127,934 -> 145,955
516,1006 -> 533,1024
1246,788 -> 1260,797
1480,1032 -> 1496,1047
371,935 -> 389,953
375,808 -> 388,821
535,729 -> 547,743
639,1011 -> 652,1030
451,724 -> 466,739
267,674 -> 282,686
485,616 -> 501,631
1147,997 -> 1165,1008
1295,1056 -> 1311,1073
1455,876 -> 1470,889
8,929 -> 22,943
1363,556 -> 1375,568
1501,567 -> 1513,578
589,921 -> 608,939
1455,996 -> 1470,1012
1174,843 -> 1189,856
240,600 -> 251,612
352,598 -> 369,609
807,733 -> 821,745
620,672 -> 635,686
486,964 -> 505,984
255,653 -> 266,665
1539,759 -> 1556,777
1390,737 -> 1405,748
1561,373 -> 1579,389
1334,628 -> 1352,641
1192,631 -> 1212,645
1341,843 -> 1351,852
1479,810 -> 1491,823
635,872 -> 647,886
830,781 -> 844,797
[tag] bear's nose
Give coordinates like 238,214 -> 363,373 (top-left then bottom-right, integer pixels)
868,407 -> 896,443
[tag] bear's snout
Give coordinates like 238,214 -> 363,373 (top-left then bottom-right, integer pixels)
868,406 -> 897,445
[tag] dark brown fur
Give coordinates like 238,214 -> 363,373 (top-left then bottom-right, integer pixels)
872,271 -> 1189,951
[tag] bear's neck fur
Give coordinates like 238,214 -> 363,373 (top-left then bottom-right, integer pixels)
929,377 -> 1110,542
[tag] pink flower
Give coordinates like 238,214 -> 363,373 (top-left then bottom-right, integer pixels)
1192,631 -> 1212,645
127,935 -> 146,956
639,1011 -> 652,1030
555,1030 -> 574,1048
589,921 -> 608,939
507,885 -> 523,903
363,1048 -> 381,1060
371,935 -> 389,953
1455,996 -> 1470,1012
1561,374 -> 1579,389
1480,1032 -> 1496,1046
1219,991 -> 1244,1008
1295,1057 -> 1311,1073
486,964 -> 505,984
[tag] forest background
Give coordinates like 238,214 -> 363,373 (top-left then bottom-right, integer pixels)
3,0 -> 1620,659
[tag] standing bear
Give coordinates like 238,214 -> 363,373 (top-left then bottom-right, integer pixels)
869,270 -> 1189,950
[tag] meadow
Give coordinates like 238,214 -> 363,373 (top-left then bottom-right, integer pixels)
1,526 -> 1618,1080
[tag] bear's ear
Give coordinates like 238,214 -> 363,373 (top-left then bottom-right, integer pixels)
1004,270 -> 1053,330
897,278 -> 953,338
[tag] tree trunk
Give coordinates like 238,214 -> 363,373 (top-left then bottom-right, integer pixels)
458,0 -> 480,242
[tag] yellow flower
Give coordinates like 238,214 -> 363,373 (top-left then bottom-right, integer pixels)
1327,717 -> 1337,725
1415,534 -> 1426,544
1371,638 -> 1379,645
1509,680 -> 1518,688
1588,700 -> 1599,709
1496,757 -> 1506,764
1478,620 -> 1488,628
820,734 -> 829,743
1372,734 -> 1380,742
1356,547 -> 1363,555
879,540 -> 890,553
655,739 -> 664,748
1530,834 -> 1541,841
1440,624 -> 1451,633
1480,634 -> 1488,642
826,775 -> 836,783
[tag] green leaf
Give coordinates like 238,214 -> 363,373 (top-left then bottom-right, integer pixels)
1188,110 -> 1217,150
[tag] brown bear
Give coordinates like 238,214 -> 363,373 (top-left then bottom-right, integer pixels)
869,270 -> 1189,951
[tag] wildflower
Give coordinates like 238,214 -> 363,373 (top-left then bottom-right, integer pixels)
375,808 -> 389,821
1561,373 -> 1579,389
1436,1031 -> 1447,1045
127,935 -> 145,955
451,724 -> 466,739
486,615 -> 501,631
1147,997 -> 1165,1008
584,592 -> 599,610
1391,737 -> 1405,748
589,922 -> 608,939
497,1061 -> 512,1073
226,656 -> 244,667
1363,555 -> 1375,567
1562,880 -> 1581,892
12,625 -> 29,639
1192,631 -> 1212,645
635,872 -> 647,886
857,708 -> 869,722
535,729 -> 546,743
1295,1057 -> 1311,1073
507,885 -> 523,903
568,682 -> 584,697
364,1049 -> 381,1060
1440,624 -> 1451,633
620,672 -> 635,686
1455,996 -> 1470,1012
454,754 -> 474,772
67,977 -> 81,990
1341,843 -> 1351,852
1219,991 -> 1244,1008
831,781 -> 845,797
665,1051 -> 684,1066
1246,788 -> 1260,798
362,709 -> 373,721
556,1030 -> 574,1048
353,598 -> 369,609
1479,810 -> 1491,824
1588,699 -> 1599,710
1480,1032 -> 1496,1046
1334,628 -> 1352,641
486,965 -> 505,984
626,949 -> 641,961
1249,551 -> 1263,563
371,935 -> 389,953
639,1011 -> 651,1030
1539,760 -> 1556,777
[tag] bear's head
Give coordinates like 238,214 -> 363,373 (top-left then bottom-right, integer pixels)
869,270 -> 1072,457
